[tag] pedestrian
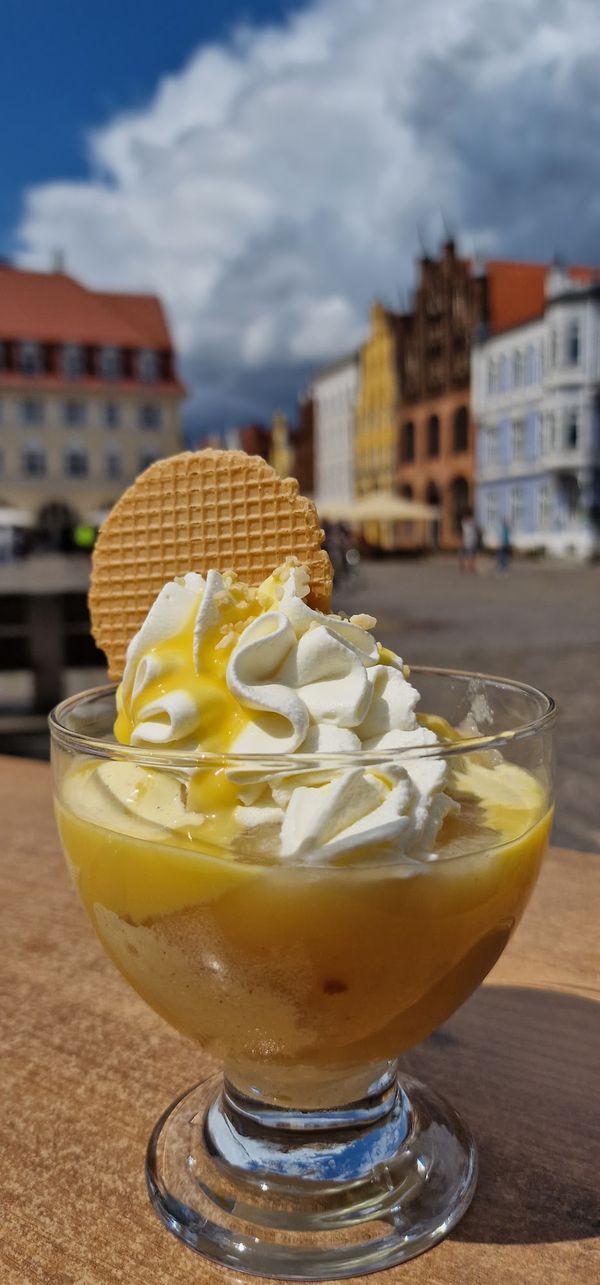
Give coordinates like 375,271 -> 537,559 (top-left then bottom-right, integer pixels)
496,518 -> 512,574
460,508 -> 478,573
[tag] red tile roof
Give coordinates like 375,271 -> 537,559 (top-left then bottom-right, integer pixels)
0,265 -> 174,348
485,260 -> 598,335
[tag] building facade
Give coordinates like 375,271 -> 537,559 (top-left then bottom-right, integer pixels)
396,241 -> 483,549
0,265 -> 184,543
354,304 -> 404,547
473,266 -> 600,557
312,352 -> 359,504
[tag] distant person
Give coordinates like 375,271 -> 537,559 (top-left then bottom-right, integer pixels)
497,519 -> 512,574
460,508 -> 478,573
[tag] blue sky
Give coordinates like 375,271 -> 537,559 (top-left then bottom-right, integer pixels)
4,0 -> 600,433
0,0 -> 291,256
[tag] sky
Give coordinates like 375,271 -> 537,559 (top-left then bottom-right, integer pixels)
3,0 -> 600,436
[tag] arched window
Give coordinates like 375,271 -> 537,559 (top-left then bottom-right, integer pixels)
400,421 -> 414,462
567,320 -> 580,366
450,476 -> 469,534
487,359 -> 497,394
549,328 -> 558,369
512,350 -> 524,387
453,405 -> 469,452
400,483 -> 413,499
64,445 -> 88,478
499,354 -> 509,391
427,414 -> 440,457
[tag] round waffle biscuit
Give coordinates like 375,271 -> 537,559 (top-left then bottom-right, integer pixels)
89,449 -> 333,677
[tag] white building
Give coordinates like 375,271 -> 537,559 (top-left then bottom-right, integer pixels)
472,266 -> 600,557
311,353 -> 359,504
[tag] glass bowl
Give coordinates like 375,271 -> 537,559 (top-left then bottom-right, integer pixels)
50,666 -> 555,1279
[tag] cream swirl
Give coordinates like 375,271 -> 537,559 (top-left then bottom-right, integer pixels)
115,561 -> 456,863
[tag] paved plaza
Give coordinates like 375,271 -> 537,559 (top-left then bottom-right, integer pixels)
334,554 -> 600,853
1,551 -> 598,852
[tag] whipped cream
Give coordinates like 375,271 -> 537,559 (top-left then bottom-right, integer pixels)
114,561 -> 456,863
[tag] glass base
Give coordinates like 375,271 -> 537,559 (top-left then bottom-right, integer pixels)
146,1070 -> 477,1279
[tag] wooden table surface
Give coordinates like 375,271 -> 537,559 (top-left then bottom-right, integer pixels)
2,756 -> 599,1285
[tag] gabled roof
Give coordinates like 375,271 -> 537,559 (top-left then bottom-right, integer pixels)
0,265 -> 174,348
485,260 -> 598,334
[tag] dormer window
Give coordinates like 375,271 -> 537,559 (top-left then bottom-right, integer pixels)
99,347 -> 122,380
62,344 -> 84,379
138,349 -> 159,382
20,341 -> 42,376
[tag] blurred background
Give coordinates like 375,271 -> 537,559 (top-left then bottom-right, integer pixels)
0,0 -> 598,850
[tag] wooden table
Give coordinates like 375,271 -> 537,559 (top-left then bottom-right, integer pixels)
1,756 -> 599,1285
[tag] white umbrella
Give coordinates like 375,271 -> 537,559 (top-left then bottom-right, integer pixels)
353,492 -> 440,522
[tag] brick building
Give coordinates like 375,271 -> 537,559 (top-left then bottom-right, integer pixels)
397,241 -> 484,548
0,264 -> 185,544
292,394 -> 314,496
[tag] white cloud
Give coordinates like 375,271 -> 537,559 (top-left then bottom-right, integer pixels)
16,0 -> 600,432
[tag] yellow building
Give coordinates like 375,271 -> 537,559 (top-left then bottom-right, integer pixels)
354,302 -> 403,547
269,410 -> 294,478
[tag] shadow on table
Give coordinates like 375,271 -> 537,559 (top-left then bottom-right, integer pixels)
402,984 -> 600,1245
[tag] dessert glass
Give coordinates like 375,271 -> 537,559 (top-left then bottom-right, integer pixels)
50,667 -> 555,1279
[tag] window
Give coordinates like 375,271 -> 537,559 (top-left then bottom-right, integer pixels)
486,489 -> 498,530
537,482 -> 553,530
105,450 -> 121,480
0,342 -> 5,371
544,413 -> 556,454
453,405 -> 469,452
567,320 -> 580,366
139,450 -> 158,473
565,409 -> 579,450
487,359 -> 497,394
19,341 -> 42,376
510,486 -> 525,530
22,445 -> 46,477
511,420 -> 526,461
20,398 -> 44,425
400,422 -> 414,462
64,400 -> 86,427
139,403 -> 161,429
64,446 -> 88,478
62,344 -> 84,378
499,354 -> 509,392
549,328 -> 558,368
525,345 -> 537,385
104,402 -> 121,428
138,349 -> 159,382
427,414 -> 440,457
512,350 -> 524,387
99,347 -> 122,380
